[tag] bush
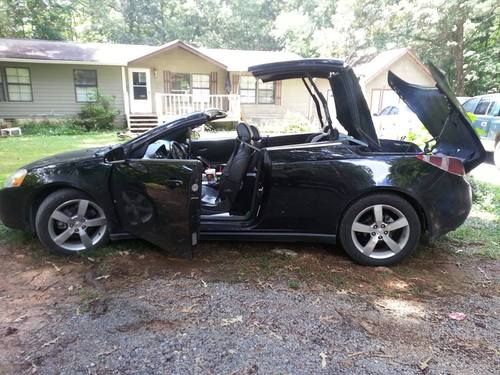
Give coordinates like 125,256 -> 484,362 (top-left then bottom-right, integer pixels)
17,120 -> 85,136
468,176 -> 500,217
75,93 -> 119,131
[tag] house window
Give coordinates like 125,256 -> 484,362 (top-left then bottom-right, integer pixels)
239,76 -> 275,104
172,73 -> 190,93
0,70 -> 5,102
191,74 -> 210,100
240,76 -> 256,103
257,80 -> 275,104
132,71 -> 148,100
74,69 -> 97,102
6,67 -> 32,101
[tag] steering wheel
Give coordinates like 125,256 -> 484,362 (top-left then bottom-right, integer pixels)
170,141 -> 188,159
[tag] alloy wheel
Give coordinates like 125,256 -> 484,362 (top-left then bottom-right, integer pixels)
350,204 -> 410,259
47,199 -> 107,252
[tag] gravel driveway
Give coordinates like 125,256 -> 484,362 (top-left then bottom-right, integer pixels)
0,238 -> 498,374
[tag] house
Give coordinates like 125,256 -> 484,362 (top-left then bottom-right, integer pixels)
353,48 -> 435,114
0,38 -> 325,132
0,39 -> 434,133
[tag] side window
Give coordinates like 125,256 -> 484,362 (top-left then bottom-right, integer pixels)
487,100 -> 499,116
379,106 -> 392,116
462,98 -> 479,113
474,98 -> 493,115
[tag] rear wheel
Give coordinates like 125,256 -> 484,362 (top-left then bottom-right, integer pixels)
339,193 -> 421,266
35,189 -> 109,255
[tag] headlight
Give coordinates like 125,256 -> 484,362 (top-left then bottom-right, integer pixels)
4,169 -> 27,188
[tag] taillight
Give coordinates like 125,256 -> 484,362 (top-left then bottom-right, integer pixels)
416,154 -> 465,176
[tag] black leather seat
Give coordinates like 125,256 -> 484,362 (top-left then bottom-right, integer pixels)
201,122 -> 254,214
249,124 -> 262,148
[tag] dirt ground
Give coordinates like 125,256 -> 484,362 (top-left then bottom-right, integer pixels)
0,236 -> 498,374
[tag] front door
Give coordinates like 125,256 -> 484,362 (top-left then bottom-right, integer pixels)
129,68 -> 152,113
111,159 -> 203,258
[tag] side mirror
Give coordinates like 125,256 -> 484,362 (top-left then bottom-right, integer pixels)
105,146 -> 126,163
372,113 -> 379,116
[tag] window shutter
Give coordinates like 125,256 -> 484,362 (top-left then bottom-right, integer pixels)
231,74 -> 240,95
274,80 -> 282,105
209,72 -> 217,94
163,71 -> 171,92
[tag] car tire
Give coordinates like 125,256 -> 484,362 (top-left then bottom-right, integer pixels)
494,142 -> 500,169
35,189 -> 109,255
339,193 -> 421,266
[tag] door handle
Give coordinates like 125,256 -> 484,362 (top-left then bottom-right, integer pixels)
166,179 -> 183,188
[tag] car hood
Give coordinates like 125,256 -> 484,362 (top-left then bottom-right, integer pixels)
23,146 -> 112,169
388,63 -> 486,172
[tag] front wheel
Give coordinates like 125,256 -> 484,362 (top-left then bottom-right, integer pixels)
339,193 -> 421,266
35,189 -> 109,255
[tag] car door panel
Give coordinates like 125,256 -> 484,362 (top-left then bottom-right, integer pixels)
111,159 -> 202,258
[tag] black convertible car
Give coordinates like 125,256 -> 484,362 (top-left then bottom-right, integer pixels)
0,60 -> 485,266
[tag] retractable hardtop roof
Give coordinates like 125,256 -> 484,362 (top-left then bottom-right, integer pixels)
249,58 -> 346,82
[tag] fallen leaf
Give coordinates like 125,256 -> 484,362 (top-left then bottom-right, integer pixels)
448,312 -> 466,321
320,352 -> 327,368
41,337 -> 59,348
181,304 -> 199,313
359,320 -> 375,335
374,266 -> 393,273
13,314 -> 28,323
46,261 -> 61,272
271,248 -> 298,257
95,275 -> 111,281
221,315 -> 243,326
419,355 -> 432,371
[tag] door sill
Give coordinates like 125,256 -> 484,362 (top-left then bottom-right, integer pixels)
200,231 -> 337,244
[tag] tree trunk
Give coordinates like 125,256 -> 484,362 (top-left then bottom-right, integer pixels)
454,17 -> 465,95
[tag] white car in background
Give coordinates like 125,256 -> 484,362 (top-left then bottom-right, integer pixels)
372,104 -> 422,140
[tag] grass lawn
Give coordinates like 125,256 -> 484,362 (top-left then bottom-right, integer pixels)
0,132 -> 120,186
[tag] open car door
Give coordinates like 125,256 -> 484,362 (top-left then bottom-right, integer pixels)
111,159 -> 203,258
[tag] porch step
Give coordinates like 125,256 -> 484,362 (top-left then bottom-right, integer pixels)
128,114 -> 159,134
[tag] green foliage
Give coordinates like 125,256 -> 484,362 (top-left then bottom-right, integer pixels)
0,0 -> 497,96
469,177 -> 500,217
75,93 -> 119,131
17,120 -> 86,136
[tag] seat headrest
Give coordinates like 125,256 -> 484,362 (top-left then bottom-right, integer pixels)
236,122 -> 252,142
249,125 -> 261,141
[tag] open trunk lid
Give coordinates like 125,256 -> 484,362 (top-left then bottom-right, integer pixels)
388,63 -> 486,172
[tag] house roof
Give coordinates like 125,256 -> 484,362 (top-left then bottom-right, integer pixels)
0,38 -> 156,66
353,48 -> 430,83
199,47 -> 301,72
0,38 -> 301,71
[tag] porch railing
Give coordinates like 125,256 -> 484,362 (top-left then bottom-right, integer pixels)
155,93 -> 241,122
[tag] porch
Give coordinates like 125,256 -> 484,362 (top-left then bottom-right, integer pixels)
127,93 -> 241,133
155,93 -> 241,123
